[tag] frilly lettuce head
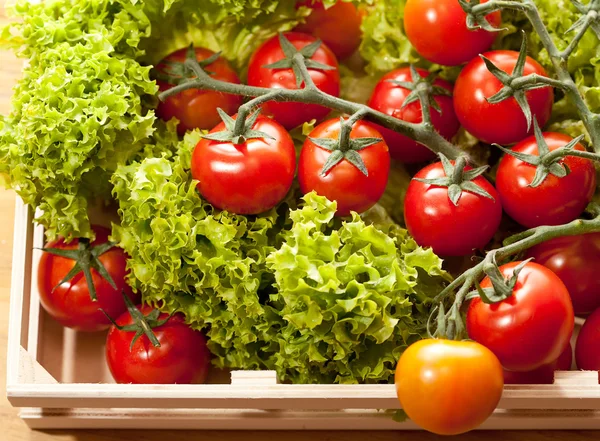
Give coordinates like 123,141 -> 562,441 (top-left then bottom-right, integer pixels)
0,0 -> 308,241
111,137 -> 448,384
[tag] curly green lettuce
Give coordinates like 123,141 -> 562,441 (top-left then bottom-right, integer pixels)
0,0 -> 309,241
112,138 -> 447,383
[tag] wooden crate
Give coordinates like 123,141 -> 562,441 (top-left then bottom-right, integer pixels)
6,197 -> 600,430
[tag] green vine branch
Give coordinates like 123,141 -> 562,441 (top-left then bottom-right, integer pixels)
159,45 -> 469,162
432,213 -> 600,340
468,0 -> 600,153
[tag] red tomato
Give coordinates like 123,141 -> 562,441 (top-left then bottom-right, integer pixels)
38,226 -> 137,332
496,133 -> 596,228
156,47 -> 243,135
403,160 -> 502,257
298,119 -> 390,216
527,234 -> 600,315
467,261 -> 574,372
575,308 -> 600,379
106,305 -> 211,384
454,50 -> 554,145
404,0 -> 501,66
295,0 -> 362,60
247,32 -> 340,130
367,67 -> 460,163
503,342 -> 572,385
396,339 -> 504,435
191,114 -> 296,215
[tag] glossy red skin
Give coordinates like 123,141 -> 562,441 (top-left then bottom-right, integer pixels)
298,119 -> 390,216
295,1 -> 362,60
404,0 -> 501,66
496,133 -> 596,228
367,67 -> 460,163
38,226 -> 137,332
156,47 -> 243,135
106,306 -> 211,384
403,161 -> 502,257
503,342 -> 572,385
191,115 -> 296,215
527,234 -> 600,315
467,262 -> 575,372
575,308 -> 600,379
247,32 -> 340,130
454,51 -> 554,145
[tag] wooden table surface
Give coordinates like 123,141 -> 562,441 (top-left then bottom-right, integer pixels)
0,2 -> 598,440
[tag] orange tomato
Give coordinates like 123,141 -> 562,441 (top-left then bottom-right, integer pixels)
395,339 -> 504,435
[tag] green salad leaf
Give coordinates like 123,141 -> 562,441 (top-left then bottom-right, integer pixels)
112,138 -> 447,383
0,0 -> 309,241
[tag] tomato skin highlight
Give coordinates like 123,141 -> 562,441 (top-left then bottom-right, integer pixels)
496,132 -> 596,229
395,339 -> 504,435
295,0 -> 362,60
106,306 -> 211,384
527,233 -> 600,315
191,115 -> 296,215
467,261 -> 574,372
298,119 -> 390,216
38,226 -> 137,332
247,32 -> 340,130
575,308 -> 600,379
156,47 -> 243,135
454,50 -> 554,145
404,0 -> 501,66
503,342 -> 572,385
367,67 -> 460,163
403,161 -> 502,257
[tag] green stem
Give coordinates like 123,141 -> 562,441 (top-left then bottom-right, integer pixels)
543,146 -> 600,164
436,214 -> 600,332
520,0 -> 600,153
511,73 -> 568,91
160,57 -> 470,161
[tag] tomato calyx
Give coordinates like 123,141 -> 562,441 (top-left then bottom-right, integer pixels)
202,108 -> 275,145
481,34 -> 556,130
309,112 -> 382,177
413,153 -> 493,206
469,255 -> 532,304
458,0 -> 505,32
385,65 -> 452,115
495,120 -> 595,187
101,291 -> 174,351
263,33 -> 336,88
40,238 -> 118,302
153,44 -> 220,86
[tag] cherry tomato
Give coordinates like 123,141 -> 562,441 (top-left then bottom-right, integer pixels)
454,50 -> 554,145
395,339 -> 504,435
298,119 -> 390,216
467,261 -> 574,372
191,114 -> 296,215
38,225 -> 137,332
404,0 -> 501,66
295,0 -> 362,60
496,132 -> 596,228
367,67 -> 460,163
503,342 -> 572,385
156,47 -> 243,135
247,32 -> 340,130
575,308 -> 600,379
106,305 -> 211,384
403,160 -> 502,257
527,234 -> 600,315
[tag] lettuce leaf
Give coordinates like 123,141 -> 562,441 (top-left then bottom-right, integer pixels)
0,0 -> 309,240
112,139 -> 447,383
